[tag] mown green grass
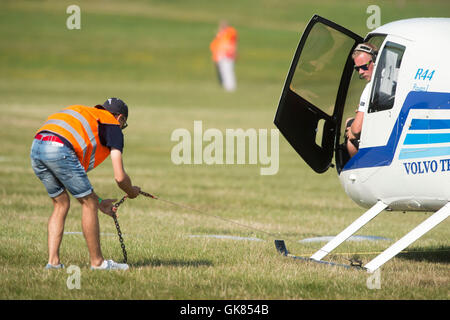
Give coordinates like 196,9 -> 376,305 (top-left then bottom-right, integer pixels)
0,0 -> 449,300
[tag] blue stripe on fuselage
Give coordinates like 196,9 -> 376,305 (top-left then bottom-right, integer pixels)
342,91 -> 450,172
410,118 -> 450,130
404,133 -> 450,145
399,146 -> 450,159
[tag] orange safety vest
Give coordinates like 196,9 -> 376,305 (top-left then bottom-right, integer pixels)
210,26 -> 238,62
36,105 -> 120,172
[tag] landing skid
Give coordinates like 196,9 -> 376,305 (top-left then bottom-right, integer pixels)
274,240 -> 363,270
276,200 -> 449,273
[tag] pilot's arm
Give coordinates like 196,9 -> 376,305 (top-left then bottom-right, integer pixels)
347,82 -> 370,141
348,110 -> 364,140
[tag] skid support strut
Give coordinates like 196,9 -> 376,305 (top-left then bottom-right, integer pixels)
310,201 -> 388,262
275,200 -> 449,273
364,202 -> 450,273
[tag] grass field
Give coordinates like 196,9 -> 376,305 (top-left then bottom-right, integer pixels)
0,0 -> 449,301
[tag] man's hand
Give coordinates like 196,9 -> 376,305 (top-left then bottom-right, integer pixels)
346,127 -> 357,140
127,186 -> 141,199
98,198 -> 118,217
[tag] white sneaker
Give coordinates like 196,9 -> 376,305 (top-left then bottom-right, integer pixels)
91,259 -> 129,271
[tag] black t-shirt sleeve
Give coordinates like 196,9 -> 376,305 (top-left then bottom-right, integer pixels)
98,123 -> 124,153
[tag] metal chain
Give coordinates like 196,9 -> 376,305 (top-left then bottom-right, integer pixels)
112,213 -> 127,264
114,195 -> 128,209
112,196 -> 129,264
111,191 -> 157,264
138,190 -> 157,199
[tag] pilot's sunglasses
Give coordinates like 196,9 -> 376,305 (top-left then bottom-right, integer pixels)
354,61 -> 372,72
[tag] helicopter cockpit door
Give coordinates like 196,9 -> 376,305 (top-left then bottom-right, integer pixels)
274,15 -> 363,173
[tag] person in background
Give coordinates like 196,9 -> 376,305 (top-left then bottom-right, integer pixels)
210,20 -> 238,92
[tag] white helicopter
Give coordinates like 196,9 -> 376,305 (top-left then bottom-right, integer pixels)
274,15 -> 450,272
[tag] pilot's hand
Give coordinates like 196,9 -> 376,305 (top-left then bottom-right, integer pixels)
346,127 -> 357,140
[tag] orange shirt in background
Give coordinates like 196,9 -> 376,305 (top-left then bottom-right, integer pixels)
210,26 -> 238,62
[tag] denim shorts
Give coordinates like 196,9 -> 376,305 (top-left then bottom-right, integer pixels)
30,138 -> 93,198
